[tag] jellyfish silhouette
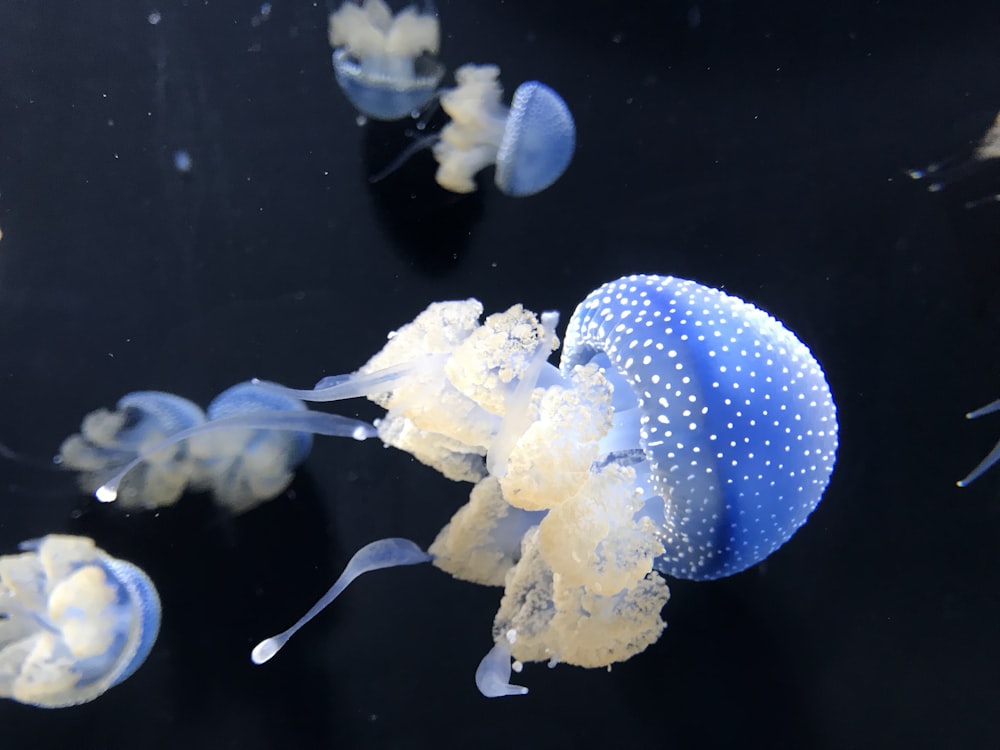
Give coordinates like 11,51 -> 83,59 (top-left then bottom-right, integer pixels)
0,535 -> 160,707
328,0 -> 444,120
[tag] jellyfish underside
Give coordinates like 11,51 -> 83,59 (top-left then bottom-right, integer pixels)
328,0 -> 444,120
0,535 -> 160,708
246,298 -> 674,695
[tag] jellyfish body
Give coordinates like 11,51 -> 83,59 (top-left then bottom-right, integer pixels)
0,535 -> 160,708
433,64 -> 576,196
62,382 -> 377,511
244,274 -> 838,695
197,383 -> 316,513
561,275 -> 839,580
58,391 -> 208,509
328,0 -> 444,120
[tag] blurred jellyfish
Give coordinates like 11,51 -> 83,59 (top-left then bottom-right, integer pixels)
432,64 -> 576,196
196,382 -> 318,514
216,274 -> 837,695
60,383 -> 377,512
172,149 -> 192,173
907,110 -> 1000,206
59,391 -> 207,510
957,398 -> 1000,486
0,535 -> 160,707
328,0 -> 444,120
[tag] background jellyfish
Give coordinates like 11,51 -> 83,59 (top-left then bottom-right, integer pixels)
956,398 -> 1000,486
432,64 -> 576,196
0,535 -> 160,708
907,108 -> 1000,205
243,274 -> 837,696
60,383 -> 377,512
59,391 -> 207,510
328,0 -> 444,120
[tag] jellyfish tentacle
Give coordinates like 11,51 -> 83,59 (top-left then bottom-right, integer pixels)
251,538 -> 431,665
475,642 -> 528,698
486,310 -> 560,478
957,397 -> 1000,486
255,357 -> 448,403
95,407 -> 376,504
369,133 -> 440,184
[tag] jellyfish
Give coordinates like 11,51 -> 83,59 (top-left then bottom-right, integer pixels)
432,64 -> 576,196
222,274 -> 837,696
0,534 -> 160,707
907,109 -> 1000,206
956,398 -> 1000,486
328,0 -> 444,120
59,391 -> 208,510
60,382 -> 377,511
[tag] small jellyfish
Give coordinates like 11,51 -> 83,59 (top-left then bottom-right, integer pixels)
236,274 -> 836,696
0,535 -> 160,708
432,64 -> 576,196
61,383 -> 377,511
195,382 -> 317,514
328,0 -> 444,120
957,398 -> 1000,486
59,391 -> 208,509
172,149 -> 193,174
907,110 -> 1000,206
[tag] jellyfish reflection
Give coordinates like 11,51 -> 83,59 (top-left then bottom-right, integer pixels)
0,535 -> 160,708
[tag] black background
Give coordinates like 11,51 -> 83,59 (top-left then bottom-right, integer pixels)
1,1 -> 999,748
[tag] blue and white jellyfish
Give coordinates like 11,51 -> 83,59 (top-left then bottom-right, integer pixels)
221,274 -> 837,696
82,276 -> 836,693
328,0 -> 444,120
0,535 -> 160,708
433,64 -> 576,196
59,391 -> 208,510
60,382 -> 377,512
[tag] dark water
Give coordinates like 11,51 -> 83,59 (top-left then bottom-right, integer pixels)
0,1 -> 998,748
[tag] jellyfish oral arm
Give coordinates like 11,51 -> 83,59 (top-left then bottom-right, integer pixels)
251,538 -> 431,665
254,357 -> 448,404
95,409 -> 377,503
486,311 -> 559,478
475,642 -> 528,698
